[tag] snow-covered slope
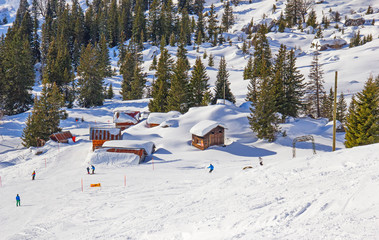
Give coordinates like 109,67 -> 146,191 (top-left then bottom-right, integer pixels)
1,0 -> 379,239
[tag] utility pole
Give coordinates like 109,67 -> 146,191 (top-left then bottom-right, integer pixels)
332,71 -> 338,151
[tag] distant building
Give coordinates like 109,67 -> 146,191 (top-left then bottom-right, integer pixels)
146,111 -> 181,128
89,127 -> 121,151
101,140 -> 156,163
190,120 -> 226,150
113,111 -> 141,130
49,131 -> 74,144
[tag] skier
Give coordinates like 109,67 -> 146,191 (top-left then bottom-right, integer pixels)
91,165 -> 95,174
16,194 -> 21,207
32,170 -> 36,180
259,157 -> 263,166
207,164 -> 214,173
87,167 -> 90,174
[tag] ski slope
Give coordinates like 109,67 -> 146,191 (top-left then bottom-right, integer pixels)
1,0 -> 379,239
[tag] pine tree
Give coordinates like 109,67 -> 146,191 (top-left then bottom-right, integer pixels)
207,4 -> 218,43
149,54 -> 158,71
1,28 -> 35,115
336,92 -> 347,124
212,56 -> 235,104
148,42 -> 174,112
221,1 -> 234,32
306,9 -> 317,28
119,0 -> 133,41
189,57 -> 209,107
179,8 -> 191,45
77,43 -> 104,107
107,0 -> 119,47
278,12 -> 286,32
98,34 -> 112,78
306,48 -> 325,118
345,75 -> 379,147
129,63 -> 147,100
208,53 -> 214,67
132,0 -> 146,48
107,83 -> 114,99
167,46 -> 190,113
31,0 -> 41,64
21,83 -> 64,147
248,60 -> 279,142
320,87 -> 333,120
246,25 -> 271,104
147,0 -> 161,45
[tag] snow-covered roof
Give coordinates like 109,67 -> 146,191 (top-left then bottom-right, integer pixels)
102,140 -> 155,155
147,111 -> 181,125
190,120 -> 226,137
90,149 -> 140,166
113,111 -> 139,124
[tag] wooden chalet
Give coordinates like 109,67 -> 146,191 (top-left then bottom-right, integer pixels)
89,127 -> 122,151
113,111 -> 140,130
50,131 -> 74,143
190,120 -> 226,150
102,140 -> 155,164
146,111 -> 181,128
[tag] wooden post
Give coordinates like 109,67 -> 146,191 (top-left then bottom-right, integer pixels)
332,71 -> 338,151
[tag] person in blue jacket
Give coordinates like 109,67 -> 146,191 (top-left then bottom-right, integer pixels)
207,164 -> 214,173
16,194 -> 21,207
91,165 -> 95,174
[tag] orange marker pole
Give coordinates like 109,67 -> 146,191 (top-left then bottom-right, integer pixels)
124,175 -> 126,187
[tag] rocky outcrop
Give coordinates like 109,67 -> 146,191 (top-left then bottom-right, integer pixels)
345,18 -> 365,26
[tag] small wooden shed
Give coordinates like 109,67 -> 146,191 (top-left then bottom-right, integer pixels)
89,127 -> 122,151
102,140 -> 155,164
113,111 -> 140,130
190,120 -> 226,150
50,131 -> 73,143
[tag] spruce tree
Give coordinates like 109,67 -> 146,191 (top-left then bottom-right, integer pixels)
246,25 -> 271,104
207,4 -> 218,43
208,53 -> 214,67
77,43 -> 104,107
148,41 -> 174,112
107,0 -> 119,47
345,75 -> 379,147
98,34 -> 112,78
167,46 -> 190,113
189,57 -> 209,107
248,60 -> 279,142
336,92 -> 347,124
119,0 -> 133,41
132,0 -> 146,49
129,63 -> 147,100
147,0 -> 161,45
306,48 -> 325,118
221,1 -> 234,32
320,87 -> 333,120
1,28 -> 35,115
107,83 -> 114,99
212,56 -> 235,104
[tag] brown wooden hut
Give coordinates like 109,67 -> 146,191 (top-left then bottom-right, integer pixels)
49,131 -> 73,143
113,111 -> 140,130
190,120 -> 226,150
89,127 -> 122,150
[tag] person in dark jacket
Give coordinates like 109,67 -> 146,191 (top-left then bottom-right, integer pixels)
32,170 -> 36,180
16,194 -> 20,207
91,165 -> 95,174
207,164 -> 214,173
259,157 -> 263,166
87,167 -> 90,174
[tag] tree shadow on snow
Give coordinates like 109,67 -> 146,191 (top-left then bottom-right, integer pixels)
218,142 -> 276,157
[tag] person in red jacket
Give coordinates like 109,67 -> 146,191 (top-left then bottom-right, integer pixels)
32,170 -> 36,180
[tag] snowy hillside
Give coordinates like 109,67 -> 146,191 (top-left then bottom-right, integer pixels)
0,101 -> 378,239
1,0 -> 379,239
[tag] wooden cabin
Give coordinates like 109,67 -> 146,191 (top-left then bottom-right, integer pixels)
102,140 -> 155,164
190,120 -> 226,150
113,111 -> 140,130
50,131 -> 73,143
146,111 -> 181,128
89,127 -> 121,151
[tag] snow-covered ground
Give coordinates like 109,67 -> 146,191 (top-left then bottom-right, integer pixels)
1,0 -> 379,238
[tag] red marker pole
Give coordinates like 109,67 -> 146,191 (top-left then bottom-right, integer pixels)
81,178 -> 83,192
124,175 -> 126,187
